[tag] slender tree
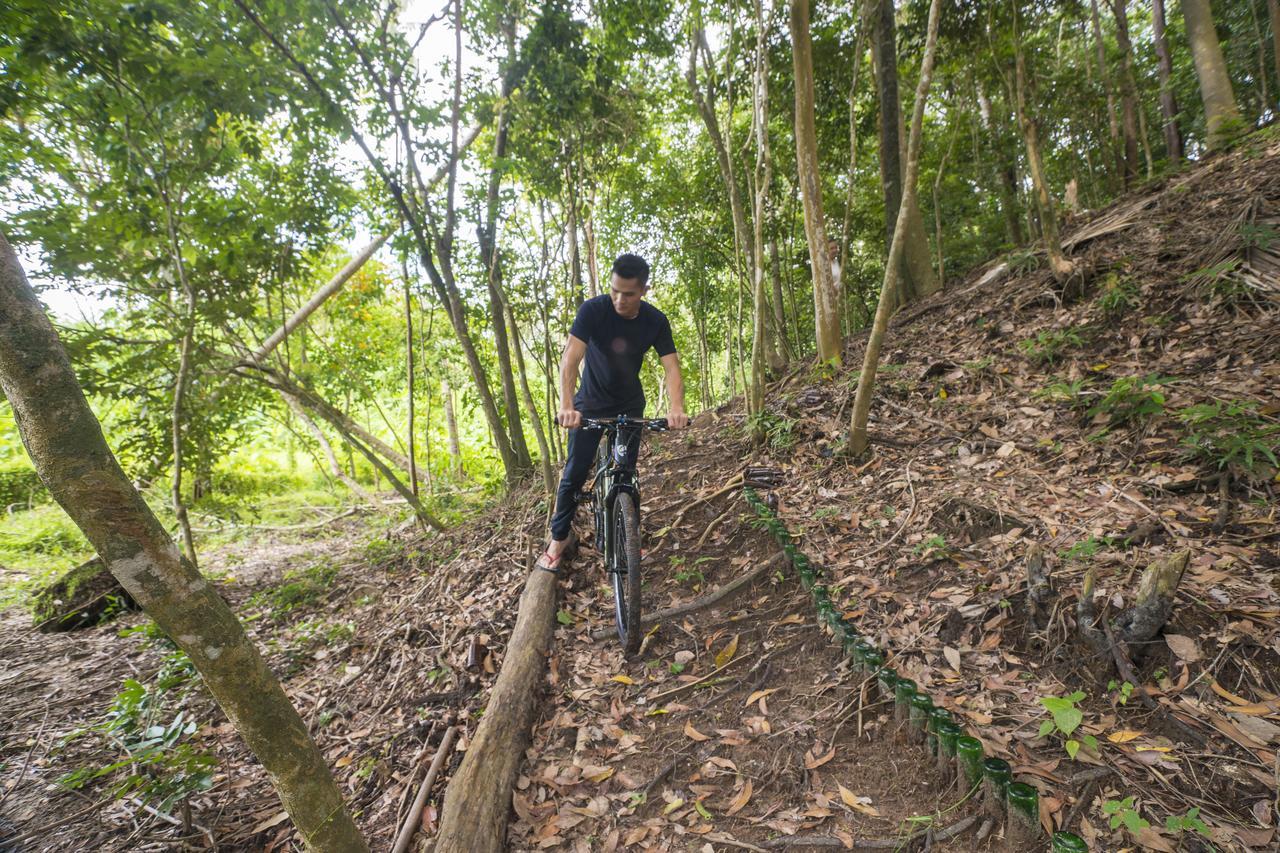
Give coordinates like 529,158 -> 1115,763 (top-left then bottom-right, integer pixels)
0,232 -> 367,852
849,0 -> 943,456
1180,0 -> 1243,149
791,0 -> 842,363
748,0 -> 773,437
1152,0 -> 1184,162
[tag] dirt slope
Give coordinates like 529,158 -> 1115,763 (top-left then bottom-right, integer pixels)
1,129 -> 1278,852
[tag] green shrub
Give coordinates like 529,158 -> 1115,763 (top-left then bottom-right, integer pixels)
1177,400 -> 1279,482
1086,375 -> 1172,427
1095,275 -> 1137,317
1019,329 -> 1085,365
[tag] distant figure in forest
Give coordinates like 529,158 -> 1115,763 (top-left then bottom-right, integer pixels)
536,253 -> 689,572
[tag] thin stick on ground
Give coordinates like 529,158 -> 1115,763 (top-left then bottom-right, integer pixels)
590,552 -> 785,642
392,725 -> 458,853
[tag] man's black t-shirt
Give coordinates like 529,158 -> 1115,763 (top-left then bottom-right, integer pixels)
570,295 -> 676,417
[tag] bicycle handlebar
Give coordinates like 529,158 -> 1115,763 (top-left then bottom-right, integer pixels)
580,416 -> 668,432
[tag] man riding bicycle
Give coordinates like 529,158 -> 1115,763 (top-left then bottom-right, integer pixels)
537,253 -> 689,573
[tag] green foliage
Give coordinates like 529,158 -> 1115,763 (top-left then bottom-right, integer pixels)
254,561 -> 340,614
1086,375 -> 1173,427
59,649 -> 214,812
912,534 -> 950,561
744,411 -> 796,451
1102,797 -> 1150,833
1037,691 -> 1097,760
1165,807 -> 1211,838
1107,679 -> 1135,706
1033,377 -> 1091,405
1177,400 -> 1279,481
1019,329 -> 1085,365
1059,535 -> 1113,561
1095,275 -> 1137,317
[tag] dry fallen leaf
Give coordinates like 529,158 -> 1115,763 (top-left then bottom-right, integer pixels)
1164,633 -> 1202,662
725,779 -> 753,816
745,688 -> 781,707
1107,729 -> 1145,744
684,721 -> 710,742
715,634 -> 739,669
943,646 -> 962,671
804,744 -> 836,769
837,784 -> 880,816
610,674 -> 635,685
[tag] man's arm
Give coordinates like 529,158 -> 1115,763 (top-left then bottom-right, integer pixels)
557,334 -> 587,429
660,352 -> 689,429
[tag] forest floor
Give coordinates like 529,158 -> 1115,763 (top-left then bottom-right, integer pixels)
1,128 -> 1279,852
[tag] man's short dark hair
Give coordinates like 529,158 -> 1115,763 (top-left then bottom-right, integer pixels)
612,253 -> 650,286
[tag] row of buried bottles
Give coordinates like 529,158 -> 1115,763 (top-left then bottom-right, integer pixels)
743,488 -> 1089,853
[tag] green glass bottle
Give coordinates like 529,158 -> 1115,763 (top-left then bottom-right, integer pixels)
935,721 -> 962,781
1050,832 -> 1088,852
955,736 -> 984,789
1006,782 -> 1040,846
893,677 -> 917,740
981,757 -> 1012,819
874,667 -> 898,703
908,693 -> 933,744
861,649 -> 884,678
926,707 -> 951,756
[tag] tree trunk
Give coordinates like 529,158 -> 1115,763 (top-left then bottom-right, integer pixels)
1111,0 -> 1142,187
161,198 -> 198,568
479,35 -> 532,482
1153,0 -> 1184,162
283,392 -> 382,507
583,201 -> 601,299
769,237 -> 792,358
686,20 -> 757,334
1014,38 -> 1074,281
933,126 -> 958,284
749,0 -> 773,437
434,566 -> 558,853
443,376 -> 463,479
1181,0 -> 1244,149
849,0 -> 943,455
976,83 -> 1026,245
1090,0 -> 1123,185
1270,0 -> 1280,100
791,0 -> 842,363
404,280 -> 419,496
1247,0 -> 1271,114
0,231 -> 367,852
505,303 -> 555,493
252,370 -> 444,530
870,0 -> 939,305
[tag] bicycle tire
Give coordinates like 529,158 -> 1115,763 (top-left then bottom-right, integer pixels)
611,492 -> 643,655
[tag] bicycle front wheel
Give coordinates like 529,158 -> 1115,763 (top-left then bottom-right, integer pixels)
611,492 -> 643,655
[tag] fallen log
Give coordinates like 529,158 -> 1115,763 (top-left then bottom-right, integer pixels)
433,563 -> 560,853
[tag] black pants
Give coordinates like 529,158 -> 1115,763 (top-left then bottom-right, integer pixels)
550,426 -> 642,541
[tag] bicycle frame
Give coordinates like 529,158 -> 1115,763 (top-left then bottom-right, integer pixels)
582,416 -> 665,570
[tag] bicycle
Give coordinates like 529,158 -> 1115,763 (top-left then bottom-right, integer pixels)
579,415 -> 667,655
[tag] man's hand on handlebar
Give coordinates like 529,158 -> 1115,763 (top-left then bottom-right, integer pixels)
556,407 -> 582,430
667,409 -> 690,430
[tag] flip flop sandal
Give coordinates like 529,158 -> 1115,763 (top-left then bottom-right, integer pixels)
535,550 -> 564,574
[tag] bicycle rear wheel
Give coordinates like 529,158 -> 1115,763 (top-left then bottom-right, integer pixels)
611,492 -> 642,655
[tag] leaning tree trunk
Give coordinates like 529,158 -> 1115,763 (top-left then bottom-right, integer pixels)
791,0 -> 842,363
849,0 -> 943,456
1013,42 -> 1074,282
1152,0 -> 1184,162
1181,0 -> 1243,150
434,566 -> 559,852
0,231 -> 367,852
1270,0 -> 1280,100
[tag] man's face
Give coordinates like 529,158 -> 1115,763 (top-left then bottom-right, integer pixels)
609,273 -> 647,319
